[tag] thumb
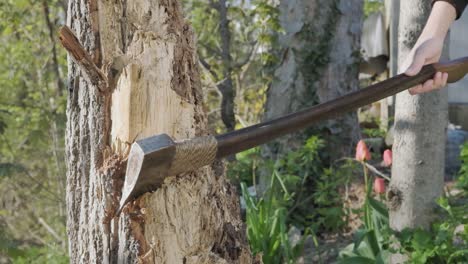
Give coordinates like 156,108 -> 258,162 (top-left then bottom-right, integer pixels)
404,51 -> 426,76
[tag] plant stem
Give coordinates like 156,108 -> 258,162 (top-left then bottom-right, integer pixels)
362,162 -> 372,229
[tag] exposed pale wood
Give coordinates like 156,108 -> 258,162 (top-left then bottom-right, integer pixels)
65,0 -> 254,263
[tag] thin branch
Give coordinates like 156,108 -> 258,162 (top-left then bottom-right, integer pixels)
199,42 -> 223,58
58,26 -> 108,92
37,217 -> 65,246
364,163 -> 391,181
335,157 -> 391,181
234,41 -> 258,69
199,57 -> 219,80
42,0 -> 64,96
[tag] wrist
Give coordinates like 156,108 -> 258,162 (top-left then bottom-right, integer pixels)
419,1 -> 456,40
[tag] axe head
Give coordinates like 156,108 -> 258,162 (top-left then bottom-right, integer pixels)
118,134 -> 176,213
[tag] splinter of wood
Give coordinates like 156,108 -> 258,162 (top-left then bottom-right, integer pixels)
59,26 -> 108,92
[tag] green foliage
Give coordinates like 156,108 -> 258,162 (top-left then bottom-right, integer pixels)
241,174 -> 305,264
393,196 -> 468,264
0,0 -> 68,260
457,142 -> 468,191
362,127 -> 386,138
274,137 -> 352,232
339,199 -> 390,263
234,136 -> 358,263
364,0 -> 384,17
227,147 -> 263,186
184,0 -> 278,132
8,246 -> 68,264
340,174 -> 468,264
339,167 -> 390,263
232,136 -> 354,236
0,163 -> 26,178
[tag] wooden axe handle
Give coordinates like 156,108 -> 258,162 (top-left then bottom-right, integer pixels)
215,57 -> 468,158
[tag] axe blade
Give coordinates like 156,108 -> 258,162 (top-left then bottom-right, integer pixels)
118,134 -> 176,213
118,134 -> 218,213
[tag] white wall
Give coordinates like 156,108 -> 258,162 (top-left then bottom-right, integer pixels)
449,10 -> 468,103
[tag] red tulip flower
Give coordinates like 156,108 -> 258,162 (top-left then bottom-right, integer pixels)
374,178 -> 386,194
355,140 -> 371,161
383,149 -> 392,167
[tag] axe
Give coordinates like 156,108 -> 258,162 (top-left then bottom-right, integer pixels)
118,57 -> 468,212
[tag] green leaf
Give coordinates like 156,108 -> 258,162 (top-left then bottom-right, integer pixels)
368,197 -> 389,219
448,249 -> 468,263
0,163 -> 25,177
338,256 -> 375,264
376,250 -> 390,264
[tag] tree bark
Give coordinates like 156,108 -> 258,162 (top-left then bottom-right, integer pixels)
382,0 -> 400,130
260,0 -> 362,188
389,0 -> 448,262
65,0 -> 254,263
215,0 -> 236,132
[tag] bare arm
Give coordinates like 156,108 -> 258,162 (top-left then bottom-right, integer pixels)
404,1 -> 457,94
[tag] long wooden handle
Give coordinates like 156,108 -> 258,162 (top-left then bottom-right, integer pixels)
215,57 -> 468,158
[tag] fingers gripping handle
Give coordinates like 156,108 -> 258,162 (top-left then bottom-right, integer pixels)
167,136 -> 218,175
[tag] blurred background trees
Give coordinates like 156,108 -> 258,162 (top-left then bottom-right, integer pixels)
0,0 -> 68,262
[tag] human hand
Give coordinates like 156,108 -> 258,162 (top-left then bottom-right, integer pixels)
403,37 -> 448,95
401,1 -> 456,95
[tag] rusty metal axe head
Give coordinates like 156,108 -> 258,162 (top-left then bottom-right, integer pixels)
118,134 -> 176,213
118,134 -> 218,214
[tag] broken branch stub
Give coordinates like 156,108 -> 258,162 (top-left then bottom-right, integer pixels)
58,26 -> 108,92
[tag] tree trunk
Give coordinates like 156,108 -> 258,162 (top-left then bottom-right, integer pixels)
260,0 -> 362,188
382,0 -> 400,130
65,1 -> 254,263
389,0 -> 448,262
216,0 -> 236,132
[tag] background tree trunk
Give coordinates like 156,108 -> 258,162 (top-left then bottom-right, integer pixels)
389,0 -> 448,262
65,0 -> 254,263
381,0 -> 400,130
260,0 -> 362,189
215,0 -> 236,132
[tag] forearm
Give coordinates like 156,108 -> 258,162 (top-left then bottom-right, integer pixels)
418,1 -> 457,41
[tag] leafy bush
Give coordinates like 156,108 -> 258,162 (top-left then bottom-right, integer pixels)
10,246 -> 69,264
238,136 -> 357,263
231,136 -> 354,233
394,196 -> 468,263
340,195 -> 468,264
338,151 -> 391,264
274,137 -> 347,231
241,173 -> 304,264
0,237 -> 68,264
340,176 -> 468,264
338,196 -> 390,264
227,147 -> 263,186
362,127 -> 386,138
457,142 -> 468,191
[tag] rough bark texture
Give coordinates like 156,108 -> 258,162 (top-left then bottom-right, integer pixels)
389,0 -> 448,262
65,0 -> 254,263
260,0 -> 362,188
